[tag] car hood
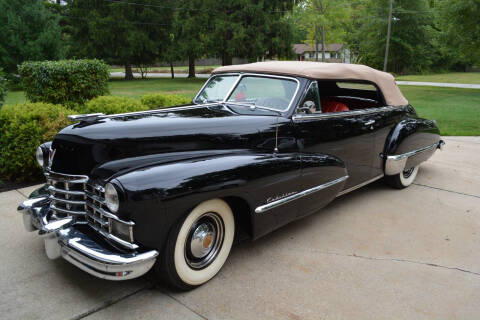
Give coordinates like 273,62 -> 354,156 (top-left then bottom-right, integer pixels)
50,104 -> 283,178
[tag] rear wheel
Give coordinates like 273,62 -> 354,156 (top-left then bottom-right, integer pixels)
385,165 -> 419,189
159,198 -> 235,290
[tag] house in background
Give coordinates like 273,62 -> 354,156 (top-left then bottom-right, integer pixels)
293,43 -> 351,63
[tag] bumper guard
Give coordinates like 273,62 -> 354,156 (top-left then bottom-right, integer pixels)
18,196 -> 158,281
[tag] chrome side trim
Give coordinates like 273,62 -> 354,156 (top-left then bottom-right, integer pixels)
385,142 -> 439,175
255,175 -> 349,214
336,174 -> 384,197
292,106 -> 396,121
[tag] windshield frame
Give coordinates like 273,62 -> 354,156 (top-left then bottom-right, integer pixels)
193,73 -> 300,113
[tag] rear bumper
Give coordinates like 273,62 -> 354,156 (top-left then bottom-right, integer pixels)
385,140 -> 445,176
18,196 -> 158,281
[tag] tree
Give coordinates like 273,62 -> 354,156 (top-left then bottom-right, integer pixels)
206,0 -> 297,65
351,0 -> 438,73
65,0 -> 175,79
175,0 -> 210,78
0,0 -> 64,74
437,0 -> 480,68
294,0 -> 352,62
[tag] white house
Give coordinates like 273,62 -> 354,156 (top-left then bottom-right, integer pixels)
293,43 -> 351,63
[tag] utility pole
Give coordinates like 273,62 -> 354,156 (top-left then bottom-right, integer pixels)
383,0 -> 393,71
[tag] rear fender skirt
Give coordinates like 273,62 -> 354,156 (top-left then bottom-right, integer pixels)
383,117 -> 441,175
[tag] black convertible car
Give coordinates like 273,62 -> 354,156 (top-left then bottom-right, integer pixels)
18,61 -> 444,290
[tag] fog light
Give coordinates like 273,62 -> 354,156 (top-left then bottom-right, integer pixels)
110,219 -> 133,243
36,146 -> 44,167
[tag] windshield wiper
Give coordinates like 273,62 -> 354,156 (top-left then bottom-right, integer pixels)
225,101 -> 282,115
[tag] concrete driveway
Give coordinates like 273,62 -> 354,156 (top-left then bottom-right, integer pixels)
1,136 -> 479,320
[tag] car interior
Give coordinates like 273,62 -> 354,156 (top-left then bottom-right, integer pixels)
297,80 -> 386,115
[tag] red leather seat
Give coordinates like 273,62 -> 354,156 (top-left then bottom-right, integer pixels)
321,99 -> 349,113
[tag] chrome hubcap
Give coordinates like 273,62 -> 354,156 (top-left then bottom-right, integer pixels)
402,167 -> 415,178
185,212 -> 224,269
190,223 -> 216,259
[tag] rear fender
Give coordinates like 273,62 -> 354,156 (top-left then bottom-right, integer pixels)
384,117 -> 441,175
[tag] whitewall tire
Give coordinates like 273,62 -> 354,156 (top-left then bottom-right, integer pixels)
385,165 -> 419,189
159,198 -> 235,290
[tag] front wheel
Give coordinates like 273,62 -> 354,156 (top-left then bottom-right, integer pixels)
385,165 -> 419,189
158,198 -> 235,290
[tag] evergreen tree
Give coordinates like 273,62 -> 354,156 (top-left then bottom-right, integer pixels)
206,0 -> 296,65
65,0 -> 175,79
0,0 -> 64,74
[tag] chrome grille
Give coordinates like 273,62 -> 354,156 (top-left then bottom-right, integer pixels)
84,184 -> 110,233
45,171 -> 136,249
46,172 -> 87,217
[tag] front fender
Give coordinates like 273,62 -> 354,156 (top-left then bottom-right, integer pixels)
384,116 -> 441,175
114,151 -> 303,249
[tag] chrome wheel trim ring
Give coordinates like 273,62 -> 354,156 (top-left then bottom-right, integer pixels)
184,212 -> 224,270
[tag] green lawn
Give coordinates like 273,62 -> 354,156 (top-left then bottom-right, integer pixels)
400,85 -> 480,136
397,72 -> 480,84
4,79 -> 479,136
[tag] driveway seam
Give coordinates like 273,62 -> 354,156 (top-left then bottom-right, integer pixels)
413,183 -> 480,199
296,248 -> 480,277
69,283 -> 154,320
160,289 -> 208,320
15,189 -> 28,199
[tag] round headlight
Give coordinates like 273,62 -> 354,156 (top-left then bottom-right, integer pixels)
105,183 -> 120,213
35,146 -> 44,167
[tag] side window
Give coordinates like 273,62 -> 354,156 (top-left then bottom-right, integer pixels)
317,80 -> 384,112
297,81 -> 321,115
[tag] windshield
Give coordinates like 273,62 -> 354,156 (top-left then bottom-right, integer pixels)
194,75 -> 239,103
194,74 -> 298,111
227,76 -> 297,111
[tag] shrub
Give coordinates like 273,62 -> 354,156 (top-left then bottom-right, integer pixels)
0,103 -> 75,182
18,59 -> 110,105
0,69 -> 6,108
140,93 -> 191,110
80,96 -> 145,115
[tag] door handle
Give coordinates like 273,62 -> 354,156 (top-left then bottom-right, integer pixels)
365,120 -> 375,126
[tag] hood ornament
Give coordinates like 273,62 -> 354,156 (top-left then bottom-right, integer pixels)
47,148 -> 56,169
68,113 -> 105,123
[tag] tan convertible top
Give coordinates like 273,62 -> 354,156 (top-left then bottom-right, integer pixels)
213,61 -> 408,106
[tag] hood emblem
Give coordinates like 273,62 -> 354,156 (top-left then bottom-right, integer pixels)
48,148 -> 56,168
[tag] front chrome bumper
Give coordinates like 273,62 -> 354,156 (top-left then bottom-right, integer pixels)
385,140 -> 445,176
18,195 -> 158,281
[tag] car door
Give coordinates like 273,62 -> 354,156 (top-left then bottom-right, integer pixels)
292,80 -> 376,217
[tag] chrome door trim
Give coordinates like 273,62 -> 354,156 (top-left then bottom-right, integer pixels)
292,106 -> 396,121
336,174 -> 384,197
255,175 -> 349,214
